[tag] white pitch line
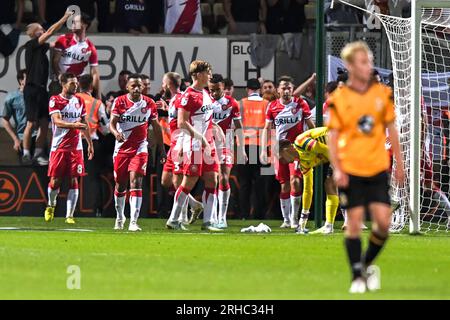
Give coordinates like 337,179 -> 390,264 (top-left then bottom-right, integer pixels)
0,227 -> 94,232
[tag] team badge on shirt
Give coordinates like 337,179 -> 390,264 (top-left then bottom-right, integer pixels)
358,115 -> 375,134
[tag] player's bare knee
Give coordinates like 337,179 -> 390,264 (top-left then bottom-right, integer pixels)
324,178 -> 337,195
281,182 -> 291,193
204,178 -> 218,189
182,175 -> 199,190
69,178 -> 78,189
161,179 -> 171,189
290,175 -> 301,190
115,182 -> 127,193
219,174 -> 229,188
173,174 -> 182,189
161,173 -> 172,189
130,178 -> 143,189
51,177 -> 62,189
373,221 -> 390,235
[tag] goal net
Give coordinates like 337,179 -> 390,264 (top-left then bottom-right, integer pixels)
335,0 -> 450,233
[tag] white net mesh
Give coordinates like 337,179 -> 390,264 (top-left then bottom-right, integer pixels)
337,1 -> 450,233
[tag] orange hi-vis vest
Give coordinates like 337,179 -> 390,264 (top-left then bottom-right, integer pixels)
78,92 -> 102,139
239,94 -> 269,146
159,116 -> 171,146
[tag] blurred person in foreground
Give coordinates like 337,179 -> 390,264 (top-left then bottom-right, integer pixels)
327,41 -> 404,294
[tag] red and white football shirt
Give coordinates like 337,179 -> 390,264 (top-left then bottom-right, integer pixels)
177,87 -> 214,152
212,94 -> 240,156
164,0 -> 203,34
111,94 -> 158,157
54,33 -> 98,76
212,95 -> 241,133
48,94 -> 86,152
266,96 -> 312,142
165,92 -> 184,173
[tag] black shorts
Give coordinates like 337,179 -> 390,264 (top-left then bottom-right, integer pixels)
323,162 -> 333,178
318,162 -> 334,186
24,84 -> 49,122
339,171 -> 391,210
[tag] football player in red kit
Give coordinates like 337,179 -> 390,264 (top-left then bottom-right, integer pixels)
165,60 -> 222,231
109,74 -> 166,231
260,76 -> 315,232
44,73 -> 94,224
160,72 -> 203,224
209,74 -> 247,229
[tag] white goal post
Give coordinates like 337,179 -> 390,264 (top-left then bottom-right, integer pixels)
410,0 -> 450,233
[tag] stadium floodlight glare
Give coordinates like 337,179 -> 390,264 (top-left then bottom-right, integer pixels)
336,0 -> 450,234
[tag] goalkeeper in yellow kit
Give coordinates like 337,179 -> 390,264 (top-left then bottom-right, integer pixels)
278,126 -> 339,234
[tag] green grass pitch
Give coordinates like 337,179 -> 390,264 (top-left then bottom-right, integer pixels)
0,217 -> 449,300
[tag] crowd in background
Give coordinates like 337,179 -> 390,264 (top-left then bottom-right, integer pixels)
0,0 -> 412,37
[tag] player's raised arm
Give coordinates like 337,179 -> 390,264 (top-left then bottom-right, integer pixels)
39,10 -> 73,45
293,73 -> 316,97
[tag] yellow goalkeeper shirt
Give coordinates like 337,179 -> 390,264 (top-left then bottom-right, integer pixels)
293,127 -> 330,174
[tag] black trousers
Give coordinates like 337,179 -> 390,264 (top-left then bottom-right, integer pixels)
154,144 -> 172,217
83,139 -> 105,215
235,145 -> 276,220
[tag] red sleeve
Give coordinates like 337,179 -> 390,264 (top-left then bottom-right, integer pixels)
178,92 -> 196,113
88,41 -> 98,66
111,97 -> 124,116
300,98 -> 312,119
148,98 -> 158,120
230,98 -> 241,119
265,101 -> 274,122
48,96 -> 61,115
54,35 -> 66,51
